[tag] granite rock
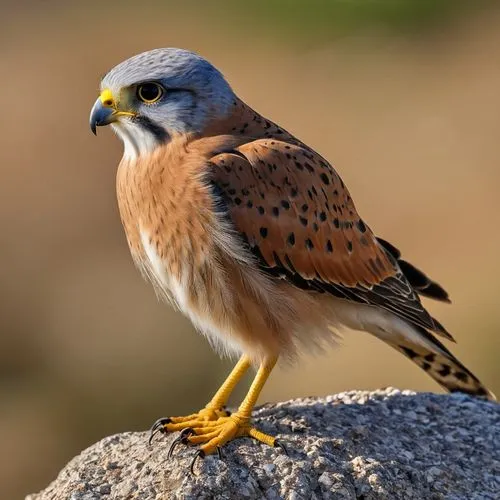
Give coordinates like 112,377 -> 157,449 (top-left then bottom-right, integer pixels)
27,388 -> 500,500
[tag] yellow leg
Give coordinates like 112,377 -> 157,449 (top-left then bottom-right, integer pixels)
233,356 -> 277,420
149,355 -> 251,440
207,355 -> 251,410
191,356 -> 278,455
166,355 -> 251,427
150,356 -> 281,459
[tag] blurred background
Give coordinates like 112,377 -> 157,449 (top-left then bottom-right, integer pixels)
1,0 -> 499,497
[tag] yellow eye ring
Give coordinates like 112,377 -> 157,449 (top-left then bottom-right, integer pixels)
137,82 -> 164,104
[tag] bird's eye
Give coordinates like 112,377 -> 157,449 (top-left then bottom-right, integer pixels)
137,82 -> 164,104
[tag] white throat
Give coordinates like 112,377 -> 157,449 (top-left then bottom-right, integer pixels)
112,121 -> 160,161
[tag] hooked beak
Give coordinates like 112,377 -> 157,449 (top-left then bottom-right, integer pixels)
89,89 -> 136,135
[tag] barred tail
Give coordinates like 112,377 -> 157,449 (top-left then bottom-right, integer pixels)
390,325 -> 495,401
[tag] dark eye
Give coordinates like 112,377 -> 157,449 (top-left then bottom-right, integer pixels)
137,82 -> 164,104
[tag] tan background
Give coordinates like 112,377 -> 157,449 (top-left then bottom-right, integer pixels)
0,1 -> 499,498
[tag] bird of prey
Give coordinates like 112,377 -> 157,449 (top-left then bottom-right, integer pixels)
90,48 -> 494,461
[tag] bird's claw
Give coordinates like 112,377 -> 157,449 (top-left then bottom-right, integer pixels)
147,408 -> 279,462
274,439 -> 288,456
167,427 -> 194,458
148,417 -> 171,445
189,449 -> 205,475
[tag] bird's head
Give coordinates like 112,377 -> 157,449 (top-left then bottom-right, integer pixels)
89,48 -> 235,160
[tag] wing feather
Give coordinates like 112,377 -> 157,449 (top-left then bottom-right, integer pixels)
209,138 -> 449,337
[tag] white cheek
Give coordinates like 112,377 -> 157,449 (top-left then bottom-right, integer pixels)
112,121 -> 159,161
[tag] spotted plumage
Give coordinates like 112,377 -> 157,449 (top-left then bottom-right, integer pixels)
209,137 -> 453,342
90,48 -> 495,459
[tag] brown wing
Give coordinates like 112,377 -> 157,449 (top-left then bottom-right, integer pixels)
209,138 -> 448,336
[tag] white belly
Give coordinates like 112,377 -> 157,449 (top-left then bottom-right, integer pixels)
138,228 -> 245,358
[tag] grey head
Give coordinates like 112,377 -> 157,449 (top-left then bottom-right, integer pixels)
89,48 -> 236,160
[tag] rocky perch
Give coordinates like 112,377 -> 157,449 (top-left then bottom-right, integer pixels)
27,389 -> 499,500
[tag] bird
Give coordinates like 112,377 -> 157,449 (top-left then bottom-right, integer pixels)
90,47 -> 495,461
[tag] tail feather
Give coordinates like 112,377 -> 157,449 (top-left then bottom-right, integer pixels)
354,239 -> 492,400
390,325 -> 495,401
377,237 -> 451,303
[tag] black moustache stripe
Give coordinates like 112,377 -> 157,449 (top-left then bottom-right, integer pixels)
133,116 -> 169,143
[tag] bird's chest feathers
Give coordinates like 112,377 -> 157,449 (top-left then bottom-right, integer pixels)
116,145 -> 215,308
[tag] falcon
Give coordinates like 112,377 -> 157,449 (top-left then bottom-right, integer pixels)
89,48 -> 494,461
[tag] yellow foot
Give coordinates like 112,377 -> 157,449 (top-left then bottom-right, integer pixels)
148,406 -> 230,446
149,409 -> 284,470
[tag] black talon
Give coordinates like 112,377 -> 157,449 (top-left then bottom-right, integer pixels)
148,417 -> 171,445
167,435 -> 184,459
274,439 -> 289,456
216,446 -> 223,460
148,428 -> 162,446
167,428 -> 194,459
150,417 -> 171,433
180,427 -> 194,442
189,449 -> 205,475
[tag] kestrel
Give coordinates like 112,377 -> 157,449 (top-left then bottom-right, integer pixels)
90,48 -> 494,462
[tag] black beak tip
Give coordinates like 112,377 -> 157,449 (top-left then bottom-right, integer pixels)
90,122 -> 97,135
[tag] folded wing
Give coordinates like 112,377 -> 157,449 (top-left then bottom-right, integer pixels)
209,138 -> 451,339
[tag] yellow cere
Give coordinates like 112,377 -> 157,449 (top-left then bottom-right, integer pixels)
99,89 -> 115,108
